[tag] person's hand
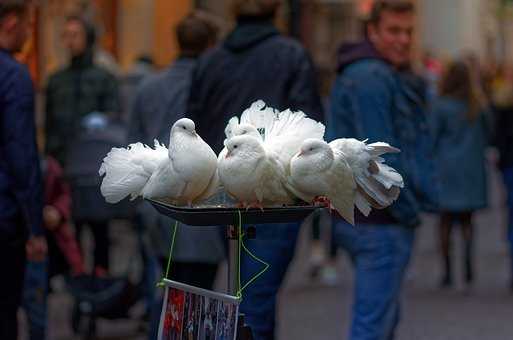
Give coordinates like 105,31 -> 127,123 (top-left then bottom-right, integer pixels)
26,236 -> 47,262
43,205 -> 61,230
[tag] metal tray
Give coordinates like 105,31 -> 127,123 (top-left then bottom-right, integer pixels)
147,199 -> 319,226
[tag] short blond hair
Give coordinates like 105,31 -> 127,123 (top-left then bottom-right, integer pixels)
230,0 -> 281,18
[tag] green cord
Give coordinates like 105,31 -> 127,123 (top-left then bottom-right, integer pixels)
156,213 -> 270,296
236,210 -> 270,300
157,221 -> 179,287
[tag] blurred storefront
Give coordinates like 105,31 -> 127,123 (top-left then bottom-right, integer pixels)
36,0 -> 195,85
30,1 -> 385,86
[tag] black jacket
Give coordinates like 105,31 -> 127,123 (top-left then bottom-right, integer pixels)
187,17 -> 324,152
45,49 -> 119,166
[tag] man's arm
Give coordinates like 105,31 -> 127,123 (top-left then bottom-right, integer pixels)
329,65 -> 420,226
1,66 -> 43,236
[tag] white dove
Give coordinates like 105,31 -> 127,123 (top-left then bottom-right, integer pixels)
218,101 -> 325,207
218,135 -> 293,208
288,138 -> 404,225
99,118 -> 218,205
220,100 -> 325,168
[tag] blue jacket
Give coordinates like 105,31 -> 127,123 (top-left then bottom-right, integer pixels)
429,97 -> 490,211
0,49 -> 43,239
328,42 -> 437,227
188,17 -> 324,152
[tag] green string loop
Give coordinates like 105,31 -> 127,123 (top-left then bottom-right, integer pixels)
157,221 -> 179,288
235,210 -> 270,300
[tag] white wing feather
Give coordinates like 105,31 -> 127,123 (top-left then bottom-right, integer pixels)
265,108 -> 325,167
330,138 -> 403,210
99,141 -> 169,203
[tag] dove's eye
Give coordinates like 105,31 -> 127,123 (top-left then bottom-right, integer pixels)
182,126 -> 187,130
233,145 -> 238,149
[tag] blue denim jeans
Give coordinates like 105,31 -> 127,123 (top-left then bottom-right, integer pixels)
240,222 -> 300,340
502,167 -> 513,277
333,221 -> 414,340
22,260 -> 48,340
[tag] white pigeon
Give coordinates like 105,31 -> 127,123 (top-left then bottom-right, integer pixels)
218,101 -> 325,207
99,118 -> 218,205
288,138 -> 404,225
218,135 -> 293,208
220,100 -> 325,168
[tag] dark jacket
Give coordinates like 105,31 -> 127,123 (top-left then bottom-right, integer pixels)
329,41 -> 437,227
0,49 -> 43,240
128,58 -> 194,145
187,17 -> 324,152
45,48 -> 119,166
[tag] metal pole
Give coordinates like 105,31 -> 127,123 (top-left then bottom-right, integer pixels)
227,225 -> 240,296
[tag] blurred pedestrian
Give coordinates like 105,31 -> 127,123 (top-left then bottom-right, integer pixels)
0,1 -> 46,339
22,132 -> 85,340
308,210 -> 339,285
188,1 -> 324,339
119,55 -> 155,121
430,60 -> 491,288
328,1 -> 437,339
45,15 -> 120,275
490,64 -> 513,291
128,12 -> 225,339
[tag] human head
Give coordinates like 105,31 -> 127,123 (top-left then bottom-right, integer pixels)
62,15 -> 95,57
176,11 -> 218,58
230,0 -> 281,19
0,0 -> 33,53
439,60 -> 478,120
367,0 -> 415,67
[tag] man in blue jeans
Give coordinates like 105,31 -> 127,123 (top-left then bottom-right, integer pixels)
328,1 -> 437,339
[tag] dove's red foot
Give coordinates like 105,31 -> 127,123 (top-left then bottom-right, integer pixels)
245,202 -> 265,212
236,202 -> 247,209
312,196 -> 331,207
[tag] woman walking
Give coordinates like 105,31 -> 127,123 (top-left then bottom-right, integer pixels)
430,60 -> 491,288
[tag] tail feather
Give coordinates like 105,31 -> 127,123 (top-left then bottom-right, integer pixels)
372,161 -> 404,189
367,142 -> 401,157
331,196 -> 355,225
266,108 -> 325,166
354,142 -> 404,211
354,192 -> 371,216
225,117 -> 239,139
240,100 -> 277,136
99,142 -> 167,203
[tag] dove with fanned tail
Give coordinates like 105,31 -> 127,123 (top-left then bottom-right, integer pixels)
218,101 -> 325,208
99,118 -> 218,205
288,138 -> 404,225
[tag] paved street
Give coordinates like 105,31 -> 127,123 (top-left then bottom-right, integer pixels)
21,166 -> 513,340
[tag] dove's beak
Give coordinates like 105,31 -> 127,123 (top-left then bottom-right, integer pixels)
192,130 -> 198,137
225,151 -> 232,158
296,151 -> 304,158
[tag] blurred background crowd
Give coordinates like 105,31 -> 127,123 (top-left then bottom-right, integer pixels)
2,0 -> 513,339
